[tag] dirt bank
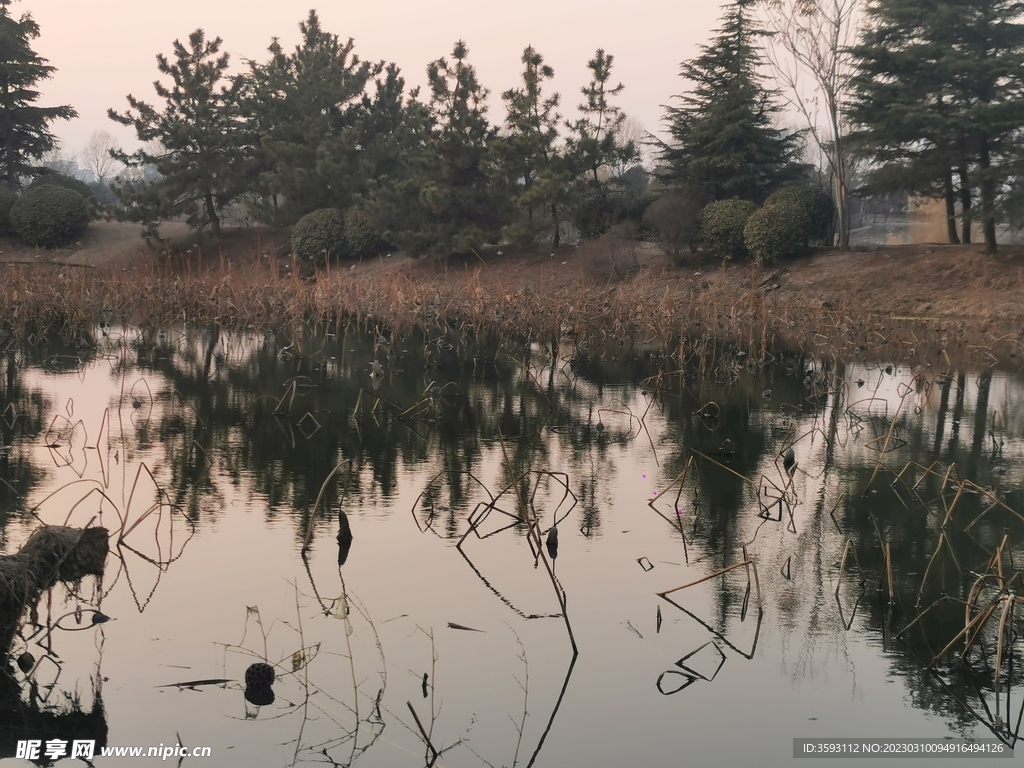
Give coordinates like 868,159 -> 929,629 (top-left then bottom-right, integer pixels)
1,222 -> 1023,369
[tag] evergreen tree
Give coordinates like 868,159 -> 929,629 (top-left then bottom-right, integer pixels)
358,67 -> 438,246
565,49 -> 640,238
0,0 -> 76,189
109,30 -> 243,237
240,11 -> 381,223
376,41 -> 509,255
567,50 -> 636,191
354,63 -> 421,182
495,46 -> 568,245
848,0 -> 966,244
849,0 -> 1024,253
659,0 -> 802,203
941,0 -> 1024,253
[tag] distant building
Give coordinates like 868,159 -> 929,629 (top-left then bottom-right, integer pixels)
850,195 -> 1024,246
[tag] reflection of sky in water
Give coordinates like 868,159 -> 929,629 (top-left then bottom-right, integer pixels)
0,331 -> 1021,766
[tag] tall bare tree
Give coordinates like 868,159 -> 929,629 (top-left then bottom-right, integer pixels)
762,0 -> 861,250
39,145 -> 78,176
610,116 -> 652,175
81,130 -> 121,185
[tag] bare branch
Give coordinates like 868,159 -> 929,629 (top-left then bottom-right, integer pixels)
761,0 -> 863,249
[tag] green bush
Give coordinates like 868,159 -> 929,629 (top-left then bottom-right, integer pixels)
700,199 -> 757,259
30,172 -> 95,199
343,207 -> 387,258
764,184 -> 834,244
10,185 -> 90,247
0,187 -> 17,236
30,173 -> 99,219
291,208 -> 349,264
744,201 -> 810,266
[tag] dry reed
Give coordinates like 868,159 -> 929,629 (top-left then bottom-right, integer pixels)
3,242 -> 1020,368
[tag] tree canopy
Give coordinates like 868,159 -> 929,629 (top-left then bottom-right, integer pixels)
659,0 -> 803,203
849,0 -> 1024,253
109,29 -> 244,237
240,10 -> 381,224
0,0 -> 76,189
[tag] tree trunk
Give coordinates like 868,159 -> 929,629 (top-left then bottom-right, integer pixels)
942,164 -> 960,244
832,126 -> 850,251
957,133 -> 972,244
5,145 -> 17,191
979,134 -> 997,255
551,203 -> 560,248
834,174 -> 849,250
205,191 -> 220,238
0,526 -> 108,655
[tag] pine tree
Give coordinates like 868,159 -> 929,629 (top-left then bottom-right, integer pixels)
849,0 -> 1024,253
240,11 -> 381,223
0,0 -> 76,189
659,0 -> 802,203
942,0 -> 1024,253
353,64 -> 419,182
566,50 -> 635,191
565,49 -> 640,238
358,67 -> 438,247
108,29 -> 243,237
495,46 -> 568,245
379,41 -> 509,255
848,0 -> 963,242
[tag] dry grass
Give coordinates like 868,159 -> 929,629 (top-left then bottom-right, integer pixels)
1,236 -> 1023,367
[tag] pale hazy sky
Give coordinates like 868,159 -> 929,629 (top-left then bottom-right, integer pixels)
29,0 -> 725,156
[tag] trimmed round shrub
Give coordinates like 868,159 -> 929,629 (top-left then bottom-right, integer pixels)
700,199 -> 757,259
30,173 -> 99,219
291,208 -> 349,264
343,207 -> 387,258
765,184 -> 834,244
10,185 -> 90,247
0,187 -> 17,236
744,201 -> 811,266
29,172 -> 95,202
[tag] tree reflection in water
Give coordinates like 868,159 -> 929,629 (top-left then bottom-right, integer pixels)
0,324 -> 1023,763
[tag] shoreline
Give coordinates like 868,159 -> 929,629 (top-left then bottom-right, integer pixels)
2,229 -> 1023,371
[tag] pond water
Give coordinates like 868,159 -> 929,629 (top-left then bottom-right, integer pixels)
0,325 -> 1022,767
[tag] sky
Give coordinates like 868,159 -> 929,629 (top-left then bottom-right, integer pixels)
26,0 -> 727,158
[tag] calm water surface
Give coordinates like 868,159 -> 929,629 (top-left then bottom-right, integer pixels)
0,325 -> 1022,767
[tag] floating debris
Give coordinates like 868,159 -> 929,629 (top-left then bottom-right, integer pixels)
16,651 -> 34,674
158,678 -> 232,689
546,526 -> 559,560
447,622 -> 484,632
338,509 -> 353,567
245,663 -> 276,687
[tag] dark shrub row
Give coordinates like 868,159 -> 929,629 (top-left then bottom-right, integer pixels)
642,183 -> 834,265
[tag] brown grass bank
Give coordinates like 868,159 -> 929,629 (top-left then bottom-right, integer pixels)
2,223 -> 1024,369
